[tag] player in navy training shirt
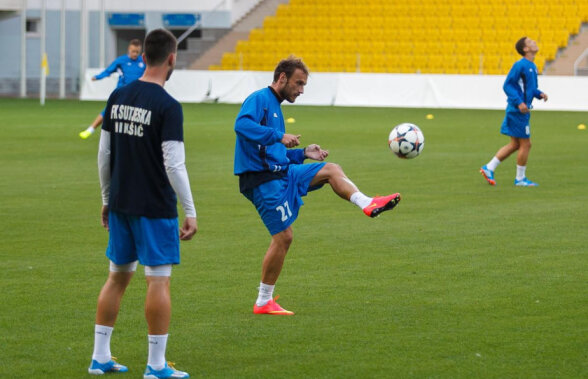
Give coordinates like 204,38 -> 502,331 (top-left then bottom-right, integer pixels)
480,37 -> 548,187
234,56 -> 402,316
89,29 -> 194,379
80,39 -> 146,139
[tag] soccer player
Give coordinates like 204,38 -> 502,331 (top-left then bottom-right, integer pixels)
79,39 -> 146,139
234,56 -> 401,315
480,37 -> 548,187
88,29 -> 195,378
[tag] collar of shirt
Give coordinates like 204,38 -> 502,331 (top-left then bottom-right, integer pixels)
268,86 -> 284,103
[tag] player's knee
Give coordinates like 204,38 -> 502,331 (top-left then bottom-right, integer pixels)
274,228 -> 293,248
324,162 -> 344,177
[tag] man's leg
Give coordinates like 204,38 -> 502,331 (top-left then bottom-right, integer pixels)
310,162 -> 401,218
514,138 -> 537,186
254,228 -> 295,315
309,162 -> 357,200
481,137 -> 520,185
96,271 -> 134,326
516,138 -> 531,166
495,137 -> 520,162
143,271 -> 190,378
144,275 -> 171,371
260,227 -> 293,285
145,275 -> 171,335
89,269 -> 133,375
80,114 -> 104,139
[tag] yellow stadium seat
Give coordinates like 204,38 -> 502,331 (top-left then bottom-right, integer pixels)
214,0 -> 572,73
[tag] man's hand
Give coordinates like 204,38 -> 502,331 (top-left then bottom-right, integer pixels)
518,102 -> 529,114
304,144 -> 329,161
180,217 -> 197,241
281,134 -> 301,148
540,92 -> 548,102
101,205 -> 109,230
91,76 -> 97,81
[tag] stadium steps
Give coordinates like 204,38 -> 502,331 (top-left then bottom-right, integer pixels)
189,0 -> 289,70
543,24 -> 588,75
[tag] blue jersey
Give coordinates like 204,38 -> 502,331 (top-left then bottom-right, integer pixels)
95,54 -> 145,88
102,80 -> 184,219
503,58 -> 543,109
234,87 -> 305,177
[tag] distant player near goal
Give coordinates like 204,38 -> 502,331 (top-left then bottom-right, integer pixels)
480,37 -> 548,187
234,56 -> 401,316
89,29 -> 195,379
79,39 -> 145,139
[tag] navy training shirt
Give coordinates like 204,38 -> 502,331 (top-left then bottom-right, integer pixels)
102,80 -> 183,219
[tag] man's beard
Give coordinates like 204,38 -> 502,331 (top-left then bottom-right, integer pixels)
279,88 -> 294,103
165,67 -> 174,81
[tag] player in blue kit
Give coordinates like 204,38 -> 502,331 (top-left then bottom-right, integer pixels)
89,29 -> 195,378
480,37 -> 548,187
235,56 -> 401,315
80,39 -> 146,139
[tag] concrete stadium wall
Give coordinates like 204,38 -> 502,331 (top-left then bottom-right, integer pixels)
81,69 -> 588,111
0,0 -> 255,95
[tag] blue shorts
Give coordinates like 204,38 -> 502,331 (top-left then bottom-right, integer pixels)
501,105 -> 531,138
106,211 -> 180,266
244,163 -> 326,235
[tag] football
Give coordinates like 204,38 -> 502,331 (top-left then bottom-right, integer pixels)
388,123 -> 425,159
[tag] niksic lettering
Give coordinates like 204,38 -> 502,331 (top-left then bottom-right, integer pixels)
114,121 -> 144,137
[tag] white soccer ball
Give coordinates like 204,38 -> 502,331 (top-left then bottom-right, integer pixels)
388,123 -> 425,159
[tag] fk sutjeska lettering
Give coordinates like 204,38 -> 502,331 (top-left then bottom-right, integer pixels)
110,104 -> 152,137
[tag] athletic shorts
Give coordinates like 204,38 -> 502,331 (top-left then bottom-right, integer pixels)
501,105 -> 531,138
106,211 -> 180,266
244,163 -> 326,235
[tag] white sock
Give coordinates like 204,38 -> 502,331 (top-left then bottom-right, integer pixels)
516,165 -> 526,181
147,334 -> 168,371
350,191 -> 373,210
256,282 -> 275,306
486,156 -> 501,171
92,325 -> 113,363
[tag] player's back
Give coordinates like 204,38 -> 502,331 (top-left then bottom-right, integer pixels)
103,80 -> 183,219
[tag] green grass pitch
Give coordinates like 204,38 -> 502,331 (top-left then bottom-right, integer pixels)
0,98 -> 586,378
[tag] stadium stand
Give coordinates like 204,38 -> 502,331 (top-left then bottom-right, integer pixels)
211,0 -> 588,74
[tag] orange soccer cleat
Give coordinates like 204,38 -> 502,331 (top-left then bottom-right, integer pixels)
363,193 -> 402,218
253,296 -> 294,315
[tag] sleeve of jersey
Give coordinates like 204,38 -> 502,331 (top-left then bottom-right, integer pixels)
101,92 -> 116,132
97,130 -> 111,206
162,141 -> 196,218
94,57 -> 121,80
286,148 -> 305,164
161,100 -> 184,142
503,63 -> 524,106
234,95 -> 284,145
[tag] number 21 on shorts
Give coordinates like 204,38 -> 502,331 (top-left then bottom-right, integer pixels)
276,201 -> 292,222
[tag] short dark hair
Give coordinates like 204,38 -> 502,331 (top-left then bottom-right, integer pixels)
129,39 -> 142,48
515,37 -> 527,56
273,55 -> 309,83
143,29 -> 177,65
